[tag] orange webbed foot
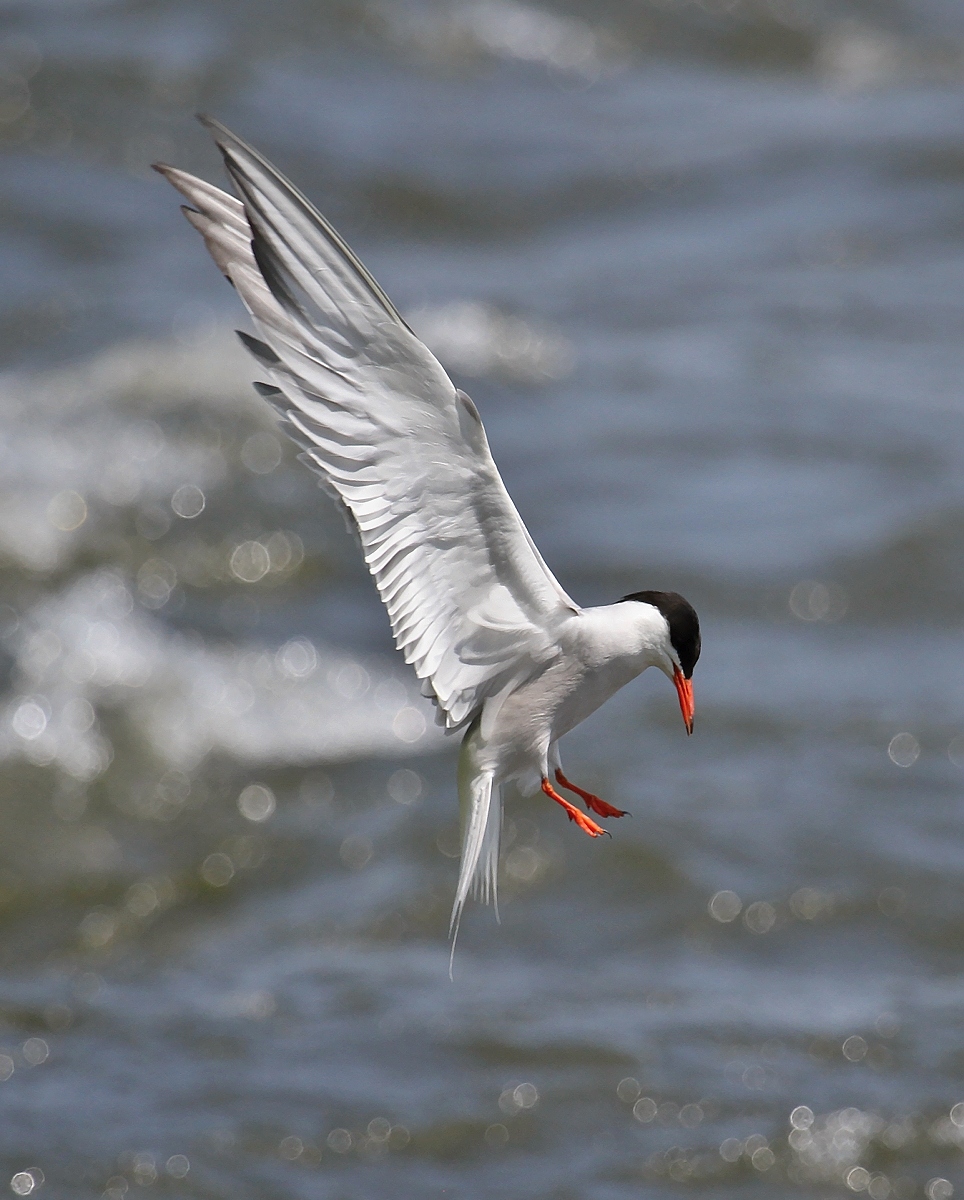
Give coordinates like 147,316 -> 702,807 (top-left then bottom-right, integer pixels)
555,769 -> 629,819
541,778 -> 609,838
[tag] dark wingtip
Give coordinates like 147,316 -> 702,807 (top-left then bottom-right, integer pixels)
197,114 -> 249,179
151,161 -> 173,176
253,381 -> 283,397
196,113 -> 232,144
237,329 -> 282,365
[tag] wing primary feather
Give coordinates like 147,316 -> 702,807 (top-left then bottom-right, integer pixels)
196,112 -> 415,334
153,161 -> 248,230
250,225 -> 305,317
237,329 -> 281,364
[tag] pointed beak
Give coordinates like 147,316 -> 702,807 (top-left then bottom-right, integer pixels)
672,665 -> 695,735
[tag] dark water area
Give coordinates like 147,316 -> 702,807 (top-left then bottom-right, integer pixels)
3,1 -> 964,1197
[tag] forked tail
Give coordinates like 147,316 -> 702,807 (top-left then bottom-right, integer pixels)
449,719 -> 501,975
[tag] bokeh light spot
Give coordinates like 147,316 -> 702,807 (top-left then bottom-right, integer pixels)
241,432 -> 282,474
505,845 -> 544,882
200,853 -> 234,887
333,663 -> 369,699
790,888 -> 833,920
926,1181 -> 953,1200
230,541 -> 270,583
22,1039 -> 48,1066
392,707 -> 425,743
887,733 -> 919,767
789,580 -> 848,622
277,638 -> 317,679
79,910 -> 118,949
12,700 -> 47,741
327,1129 -> 352,1154
752,1146 -> 775,1170
131,1154 -> 156,1186
171,484 -> 205,519
238,784 -> 276,823
484,1123 -> 509,1147
708,890 -> 742,922
165,1155 -> 189,1178
387,768 -> 422,805
367,1117 -> 391,1141
743,900 -> 776,934
842,1035 -> 868,1062
47,490 -> 87,532
136,559 -> 177,608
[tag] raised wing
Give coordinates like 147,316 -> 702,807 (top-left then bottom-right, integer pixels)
155,118 -> 578,731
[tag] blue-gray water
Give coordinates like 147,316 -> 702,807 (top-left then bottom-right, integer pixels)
3,2 -> 964,1197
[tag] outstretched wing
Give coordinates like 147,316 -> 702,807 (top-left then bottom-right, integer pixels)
155,118 -> 578,731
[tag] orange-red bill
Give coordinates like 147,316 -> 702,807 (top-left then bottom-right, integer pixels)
673,666 -> 695,735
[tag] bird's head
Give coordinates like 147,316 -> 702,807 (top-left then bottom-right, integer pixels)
620,590 -> 700,734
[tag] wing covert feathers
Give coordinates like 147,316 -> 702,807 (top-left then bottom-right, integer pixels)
155,121 -> 578,734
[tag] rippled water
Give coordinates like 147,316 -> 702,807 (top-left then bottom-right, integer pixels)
4,1 -> 964,1197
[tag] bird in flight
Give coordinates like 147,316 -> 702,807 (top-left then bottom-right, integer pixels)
155,118 -> 700,944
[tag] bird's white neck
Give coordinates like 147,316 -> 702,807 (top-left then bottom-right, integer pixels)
540,601 -> 672,743
575,601 -> 671,675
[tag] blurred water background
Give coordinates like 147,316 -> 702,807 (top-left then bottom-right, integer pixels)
3,0 -> 964,1196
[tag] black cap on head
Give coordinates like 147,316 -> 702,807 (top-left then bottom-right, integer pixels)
620,590 -> 701,679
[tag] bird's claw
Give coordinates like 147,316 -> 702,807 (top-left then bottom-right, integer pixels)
554,769 -> 629,819
541,777 -> 609,838
563,805 -> 610,838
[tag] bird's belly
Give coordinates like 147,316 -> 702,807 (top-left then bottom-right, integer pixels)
478,657 -> 641,794
477,667 -> 573,790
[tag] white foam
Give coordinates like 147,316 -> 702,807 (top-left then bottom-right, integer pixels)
0,330 -> 264,572
409,300 -> 572,383
372,0 -> 619,79
1,569 -> 442,779
0,313 -> 569,577
0,329 -> 454,772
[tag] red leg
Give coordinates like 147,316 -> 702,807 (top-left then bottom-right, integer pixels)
541,778 -> 609,838
555,769 -> 628,819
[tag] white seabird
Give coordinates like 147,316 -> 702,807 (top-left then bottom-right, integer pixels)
155,118 -> 700,946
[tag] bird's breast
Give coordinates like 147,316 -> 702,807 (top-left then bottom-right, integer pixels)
548,610 -> 653,738
549,656 -> 641,741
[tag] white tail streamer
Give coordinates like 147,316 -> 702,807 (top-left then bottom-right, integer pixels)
449,720 -> 501,975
